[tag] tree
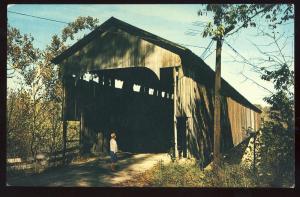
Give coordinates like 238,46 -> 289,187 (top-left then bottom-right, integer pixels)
7,89 -> 32,157
247,27 -> 294,187
198,4 -> 294,166
7,25 -> 46,157
252,29 -> 294,133
46,16 -> 99,163
7,16 -> 99,162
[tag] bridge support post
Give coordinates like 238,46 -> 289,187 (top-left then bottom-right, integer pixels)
173,67 -> 178,158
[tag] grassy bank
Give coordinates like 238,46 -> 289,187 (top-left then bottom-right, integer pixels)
119,159 -> 259,187
119,157 -> 294,187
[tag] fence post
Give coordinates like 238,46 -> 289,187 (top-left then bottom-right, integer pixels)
253,133 -> 257,174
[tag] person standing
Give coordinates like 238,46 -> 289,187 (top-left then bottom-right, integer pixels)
110,132 -> 118,171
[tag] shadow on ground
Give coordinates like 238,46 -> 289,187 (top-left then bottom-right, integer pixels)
7,152 -> 170,187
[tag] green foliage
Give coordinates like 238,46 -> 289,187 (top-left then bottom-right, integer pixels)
261,64 -> 294,92
251,30 -> 294,187
263,91 -> 294,129
254,10 -> 294,187
61,16 -> 99,42
7,26 -> 40,73
260,63 -> 294,131
151,160 -> 204,187
199,4 -> 294,39
242,50 -> 294,187
7,16 -> 99,162
147,151 -> 292,187
203,163 -> 257,187
7,89 -> 61,158
253,123 -> 294,187
149,160 -> 257,187
7,90 -> 32,157
198,4 -> 294,187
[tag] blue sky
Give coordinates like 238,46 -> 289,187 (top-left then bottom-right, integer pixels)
7,4 -> 294,106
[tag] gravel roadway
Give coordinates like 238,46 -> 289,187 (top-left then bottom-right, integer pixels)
7,153 -> 171,187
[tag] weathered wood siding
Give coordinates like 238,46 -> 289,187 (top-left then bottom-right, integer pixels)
227,97 -> 260,146
176,65 -> 261,164
61,28 -> 181,78
175,66 -> 214,164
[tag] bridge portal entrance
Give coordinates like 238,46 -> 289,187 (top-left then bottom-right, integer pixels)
64,67 -> 175,155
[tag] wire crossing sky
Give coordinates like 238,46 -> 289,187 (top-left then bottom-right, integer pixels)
8,10 -> 69,24
7,4 -> 294,106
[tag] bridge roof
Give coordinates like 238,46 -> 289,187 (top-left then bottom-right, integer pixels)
51,17 -> 261,113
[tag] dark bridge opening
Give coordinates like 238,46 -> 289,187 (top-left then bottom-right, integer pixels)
177,116 -> 188,158
64,67 -> 175,155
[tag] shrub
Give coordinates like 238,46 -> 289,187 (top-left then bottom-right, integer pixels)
149,159 -> 258,187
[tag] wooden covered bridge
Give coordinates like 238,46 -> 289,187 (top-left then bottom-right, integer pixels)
52,17 -> 261,166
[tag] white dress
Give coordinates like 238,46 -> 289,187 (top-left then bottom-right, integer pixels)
110,138 -> 118,153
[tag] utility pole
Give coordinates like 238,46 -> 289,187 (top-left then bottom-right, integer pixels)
213,37 -> 223,166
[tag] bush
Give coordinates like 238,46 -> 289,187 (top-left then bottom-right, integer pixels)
203,163 -> 258,187
151,160 -> 204,187
148,159 -> 258,187
255,122 -> 295,187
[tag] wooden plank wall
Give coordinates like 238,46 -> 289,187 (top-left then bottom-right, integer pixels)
61,28 -> 181,79
176,66 -> 261,164
176,69 -> 214,164
227,97 -> 260,146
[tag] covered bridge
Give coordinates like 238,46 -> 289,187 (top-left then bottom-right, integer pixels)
52,17 -> 261,166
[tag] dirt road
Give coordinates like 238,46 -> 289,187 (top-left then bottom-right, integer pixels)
7,153 -> 171,187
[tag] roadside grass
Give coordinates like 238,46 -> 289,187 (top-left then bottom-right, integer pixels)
119,159 -> 258,187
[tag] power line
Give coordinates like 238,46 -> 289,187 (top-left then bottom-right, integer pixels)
200,39 -> 213,59
223,40 -> 275,94
8,10 -> 214,59
203,48 -> 216,60
224,40 -> 260,71
8,11 -> 69,24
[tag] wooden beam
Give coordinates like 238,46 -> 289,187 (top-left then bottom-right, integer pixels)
173,67 -> 178,158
